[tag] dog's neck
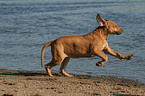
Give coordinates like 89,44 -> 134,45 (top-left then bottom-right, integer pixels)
83,26 -> 108,40
92,26 -> 108,39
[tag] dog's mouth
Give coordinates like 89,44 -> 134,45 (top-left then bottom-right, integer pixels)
115,32 -> 121,35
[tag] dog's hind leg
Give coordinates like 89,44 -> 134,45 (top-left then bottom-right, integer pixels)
45,58 -> 62,77
45,61 -> 56,77
45,61 -> 54,77
59,57 -> 74,77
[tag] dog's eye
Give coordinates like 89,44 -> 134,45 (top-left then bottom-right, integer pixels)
113,25 -> 117,28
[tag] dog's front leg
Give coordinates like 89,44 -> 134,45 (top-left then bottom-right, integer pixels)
103,46 -> 134,60
94,50 -> 108,66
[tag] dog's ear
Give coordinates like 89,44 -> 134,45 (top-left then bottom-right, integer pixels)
96,14 -> 106,26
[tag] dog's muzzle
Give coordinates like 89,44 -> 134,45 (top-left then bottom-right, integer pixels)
116,32 -> 121,35
116,28 -> 123,35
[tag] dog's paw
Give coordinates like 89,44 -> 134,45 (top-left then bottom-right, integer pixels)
96,62 -> 103,66
126,53 -> 134,60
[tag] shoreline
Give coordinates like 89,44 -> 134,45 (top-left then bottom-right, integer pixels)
0,69 -> 144,96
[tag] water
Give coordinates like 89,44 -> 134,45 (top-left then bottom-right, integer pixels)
0,0 -> 145,83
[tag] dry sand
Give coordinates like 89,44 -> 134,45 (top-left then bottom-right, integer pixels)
0,69 -> 144,96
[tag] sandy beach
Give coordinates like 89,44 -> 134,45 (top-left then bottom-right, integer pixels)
0,69 -> 144,96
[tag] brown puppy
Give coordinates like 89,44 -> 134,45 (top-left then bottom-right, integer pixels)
41,14 -> 134,77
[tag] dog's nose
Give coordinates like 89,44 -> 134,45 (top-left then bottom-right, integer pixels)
116,28 -> 123,35
119,28 -> 123,34
120,28 -> 123,33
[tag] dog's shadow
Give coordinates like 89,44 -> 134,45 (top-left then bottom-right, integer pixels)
0,69 -> 61,76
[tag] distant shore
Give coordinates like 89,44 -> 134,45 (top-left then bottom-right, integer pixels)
0,69 -> 144,96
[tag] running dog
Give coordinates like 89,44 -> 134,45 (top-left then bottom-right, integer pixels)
41,14 -> 134,77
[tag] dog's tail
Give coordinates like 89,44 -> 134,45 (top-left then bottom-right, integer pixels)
41,41 -> 53,68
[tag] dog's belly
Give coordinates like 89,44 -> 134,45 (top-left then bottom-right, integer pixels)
70,55 -> 95,58
66,53 -> 95,58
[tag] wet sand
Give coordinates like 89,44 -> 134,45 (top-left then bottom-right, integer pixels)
0,69 -> 144,96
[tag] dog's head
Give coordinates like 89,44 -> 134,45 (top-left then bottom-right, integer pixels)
96,14 -> 123,35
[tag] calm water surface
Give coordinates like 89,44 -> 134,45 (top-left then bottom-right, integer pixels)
0,0 -> 145,83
